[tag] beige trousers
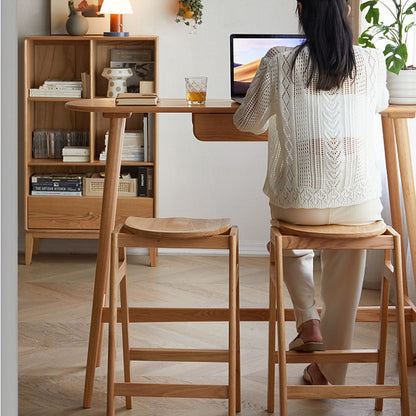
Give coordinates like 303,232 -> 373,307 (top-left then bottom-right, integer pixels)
270,198 -> 383,385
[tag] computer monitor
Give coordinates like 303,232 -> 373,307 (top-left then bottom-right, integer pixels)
230,34 -> 305,102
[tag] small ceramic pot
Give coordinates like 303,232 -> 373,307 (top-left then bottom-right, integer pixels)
66,11 -> 89,36
101,68 -> 133,98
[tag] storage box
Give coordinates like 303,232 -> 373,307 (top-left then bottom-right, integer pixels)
83,177 -> 137,197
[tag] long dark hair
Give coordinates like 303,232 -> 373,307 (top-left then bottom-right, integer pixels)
292,0 -> 356,91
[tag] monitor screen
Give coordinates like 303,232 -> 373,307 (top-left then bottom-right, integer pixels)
230,34 -> 305,98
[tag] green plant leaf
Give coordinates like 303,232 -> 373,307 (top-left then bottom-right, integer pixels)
405,22 -> 415,32
360,0 -> 380,24
358,30 -> 377,48
384,43 -> 408,73
404,1 -> 416,14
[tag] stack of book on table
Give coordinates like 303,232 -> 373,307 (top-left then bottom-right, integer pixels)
115,93 -> 158,106
31,173 -> 83,196
29,80 -> 83,98
62,146 -> 90,162
100,130 -> 144,161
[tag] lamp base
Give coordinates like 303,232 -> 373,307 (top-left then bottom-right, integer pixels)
103,31 -> 130,37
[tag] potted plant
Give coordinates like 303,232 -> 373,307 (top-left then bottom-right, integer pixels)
176,0 -> 203,28
359,0 -> 416,104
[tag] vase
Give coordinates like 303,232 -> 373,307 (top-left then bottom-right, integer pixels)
387,69 -> 416,104
66,11 -> 89,36
101,68 -> 134,97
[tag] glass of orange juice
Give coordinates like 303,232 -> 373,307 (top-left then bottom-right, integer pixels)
185,76 -> 207,104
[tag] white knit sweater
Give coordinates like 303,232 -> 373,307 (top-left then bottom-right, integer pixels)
233,45 -> 389,209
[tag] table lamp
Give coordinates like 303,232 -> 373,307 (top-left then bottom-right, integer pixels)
99,0 -> 133,37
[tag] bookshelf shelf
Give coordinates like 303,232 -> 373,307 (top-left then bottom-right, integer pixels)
24,36 -> 158,265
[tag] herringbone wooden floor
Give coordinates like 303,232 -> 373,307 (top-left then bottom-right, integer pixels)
19,253 -> 416,415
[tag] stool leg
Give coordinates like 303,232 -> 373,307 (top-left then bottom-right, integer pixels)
119,247 -> 132,409
267,234 -> 277,413
228,231 -> 238,416
235,233 -> 241,413
375,272 -> 390,411
107,234 -> 118,416
275,235 -> 288,416
393,234 -> 410,416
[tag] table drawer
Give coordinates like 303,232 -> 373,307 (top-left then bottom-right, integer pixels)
28,196 -> 154,230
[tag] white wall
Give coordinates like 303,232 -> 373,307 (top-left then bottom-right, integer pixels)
2,0 -> 18,414
17,0 -> 300,256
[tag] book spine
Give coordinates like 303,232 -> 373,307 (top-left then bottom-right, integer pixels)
31,191 -> 82,196
146,167 -> 154,197
32,182 -> 82,191
143,114 -> 148,162
138,167 -> 147,197
32,185 -> 82,192
32,176 -> 83,183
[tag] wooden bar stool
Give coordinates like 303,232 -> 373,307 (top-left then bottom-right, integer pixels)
107,217 -> 240,416
267,221 -> 409,416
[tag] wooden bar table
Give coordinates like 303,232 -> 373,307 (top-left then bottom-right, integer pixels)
65,98 -> 266,407
66,98 -> 416,406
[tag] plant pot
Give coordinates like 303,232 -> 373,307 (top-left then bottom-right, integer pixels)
178,1 -> 194,19
387,69 -> 416,104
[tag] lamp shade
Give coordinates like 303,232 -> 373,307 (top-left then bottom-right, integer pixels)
100,0 -> 133,14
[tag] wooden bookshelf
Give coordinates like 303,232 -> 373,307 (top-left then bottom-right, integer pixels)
24,36 -> 158,264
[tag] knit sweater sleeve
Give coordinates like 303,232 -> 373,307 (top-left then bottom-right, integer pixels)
374,49 -> 389,113
233,52 -> 275,134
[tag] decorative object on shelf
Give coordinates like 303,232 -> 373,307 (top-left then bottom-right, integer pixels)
109,48 -> 154,93
99,0 -> 133,37
50,0 -> 109,35
66,1 -> 89,35
101,67 -> 133,98
176,0 -> 203,28
359,0 -> 416,104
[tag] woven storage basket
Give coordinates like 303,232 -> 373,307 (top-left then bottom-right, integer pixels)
83,177 -> 137,197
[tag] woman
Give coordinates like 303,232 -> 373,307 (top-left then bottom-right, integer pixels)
234,0 -> 388,385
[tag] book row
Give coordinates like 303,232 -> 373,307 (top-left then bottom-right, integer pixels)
32,129 -> 90,159
30,170 -> 153,198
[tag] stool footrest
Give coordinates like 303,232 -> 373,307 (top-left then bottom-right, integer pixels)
130,348 -> 229,362
113,382 -> 229,399
281,349 -> 379,364
287,385 -> 401,400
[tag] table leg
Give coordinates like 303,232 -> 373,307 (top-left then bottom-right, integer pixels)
392,118 -> 416,365
83,116 -> 126,408
382,116 -> 414,365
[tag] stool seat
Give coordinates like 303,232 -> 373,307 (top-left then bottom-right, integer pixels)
277,220 -> 387,239
124,217 -> 231,239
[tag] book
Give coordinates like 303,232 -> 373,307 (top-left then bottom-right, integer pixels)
62,146 -> 90,156
63,155 -> 90,162
31,191 -> 82,196
143,113 -> 155,162
29,89 -> 82,98
30,79 -> 82,98
31,173 -> 84,183
31,184 -> 82,192
138,167 -> 147,197
116,93 -> 158,106
146,167 -> 154,197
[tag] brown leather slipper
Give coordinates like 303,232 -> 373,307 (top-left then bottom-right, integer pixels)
289,333 -> 325,352
303,364 -> 313,384
303,364 -> 329,385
